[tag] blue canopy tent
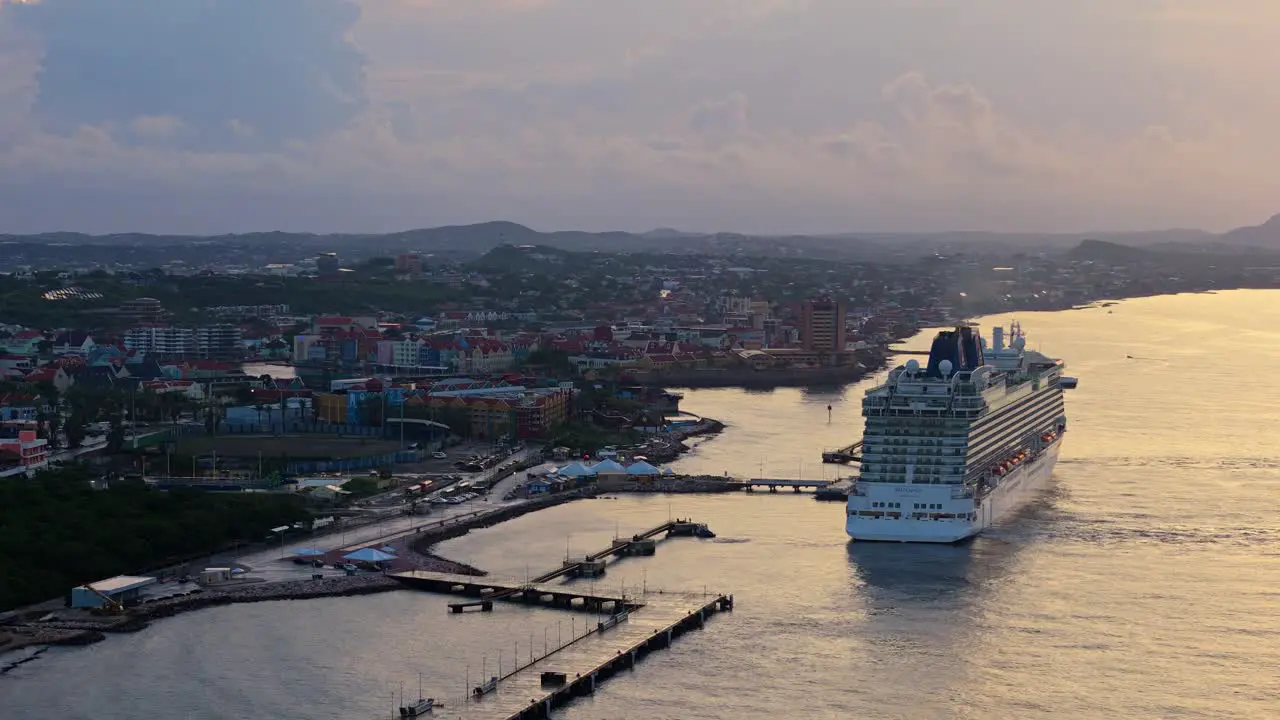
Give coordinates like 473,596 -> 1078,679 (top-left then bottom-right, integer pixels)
343,548 -> 396,563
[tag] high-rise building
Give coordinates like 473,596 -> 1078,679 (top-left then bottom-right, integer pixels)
800,297 -> 847,352
124,327 -> 196,357
196,325 -> 243,360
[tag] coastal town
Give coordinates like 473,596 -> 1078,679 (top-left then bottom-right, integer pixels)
4,229 -> 1280,700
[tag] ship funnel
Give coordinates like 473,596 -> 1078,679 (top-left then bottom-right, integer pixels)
992,326 -> 1004,351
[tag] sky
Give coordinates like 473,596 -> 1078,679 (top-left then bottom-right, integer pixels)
0,0 -> 1278,235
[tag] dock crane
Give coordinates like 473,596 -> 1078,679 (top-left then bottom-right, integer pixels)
83,584 -> 125,615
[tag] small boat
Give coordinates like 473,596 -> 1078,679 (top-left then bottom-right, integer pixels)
473,676 -> 497,698
1059,376 -> 1078,389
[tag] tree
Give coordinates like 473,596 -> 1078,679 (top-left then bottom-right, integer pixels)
0,465 -> 309,611
65,404 -> 89,448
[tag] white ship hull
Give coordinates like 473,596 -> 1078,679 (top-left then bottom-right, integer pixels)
846,438 -> 1061,543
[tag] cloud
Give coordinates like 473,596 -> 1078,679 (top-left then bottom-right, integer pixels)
2,0 -> 1280,234
6,0 -> 365,149
130,115 -> 183,140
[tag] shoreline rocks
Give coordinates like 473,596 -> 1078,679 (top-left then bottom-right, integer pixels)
134,574 -> 402,621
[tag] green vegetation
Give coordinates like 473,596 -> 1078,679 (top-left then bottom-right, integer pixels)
0,466 -> 310,611
0,271 -> 457,328
546,420 -> 640,457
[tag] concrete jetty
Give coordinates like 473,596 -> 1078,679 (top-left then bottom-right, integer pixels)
743,478 -> 833,493
814,477 -> 855,501
390,570 -> 637,614
393,519 -> 710,612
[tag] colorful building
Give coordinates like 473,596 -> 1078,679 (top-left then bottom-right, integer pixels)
0,430 -> 50,473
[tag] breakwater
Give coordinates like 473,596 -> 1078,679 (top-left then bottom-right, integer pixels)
410,492 -> 588,556
0,627 -> 106,663
642,419 -> 725,463
134,574 -> 402,621
0,574 -> 406,661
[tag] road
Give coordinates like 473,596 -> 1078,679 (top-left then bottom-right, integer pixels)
229,448 -> 536,582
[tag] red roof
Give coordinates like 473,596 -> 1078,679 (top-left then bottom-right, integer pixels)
315,316 -> 354,326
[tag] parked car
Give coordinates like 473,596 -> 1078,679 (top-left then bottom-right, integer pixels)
431,451 -> 448,459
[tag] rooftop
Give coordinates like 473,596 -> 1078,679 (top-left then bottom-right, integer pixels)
85,575 -> 157,595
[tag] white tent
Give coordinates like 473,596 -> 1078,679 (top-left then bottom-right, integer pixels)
557,461 -> 597,478
625,461 -> 661,476
591,458 -> 628,475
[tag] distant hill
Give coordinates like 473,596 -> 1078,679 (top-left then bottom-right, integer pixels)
1066,239 -> 1155,263
4,215 -> 1280,265
469,243 -> 579,272
1219,214 -> 1280,250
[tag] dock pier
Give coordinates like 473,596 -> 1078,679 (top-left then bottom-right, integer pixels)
814,477 -> 854,501
391,571 -> 637,614
503,592 -> 734,720
387,519 -> 733,718
743,478 -> 832,493
822,439 -> 863,464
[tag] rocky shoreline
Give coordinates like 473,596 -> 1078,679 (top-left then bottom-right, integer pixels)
640,418 -> 726,463
631,356 -> 887,390
134,574 -> 403,621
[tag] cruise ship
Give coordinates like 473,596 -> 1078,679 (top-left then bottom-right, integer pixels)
845,321 -> 1072,543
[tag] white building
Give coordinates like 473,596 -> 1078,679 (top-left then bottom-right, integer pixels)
125,327 -> 196,357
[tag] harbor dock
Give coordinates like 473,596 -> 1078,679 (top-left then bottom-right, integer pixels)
390,570 -> 637,614
406,589 -> 734,720
822,439 -> 863,463
387,518 -> 733,718
392,518 -> 711,611
743,478 -> 831,492
814,477 -> 854,501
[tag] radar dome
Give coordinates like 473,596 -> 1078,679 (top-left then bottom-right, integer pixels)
1014,337 -> 1027,350
905,359 -> 920,372
939,359 -> 953,376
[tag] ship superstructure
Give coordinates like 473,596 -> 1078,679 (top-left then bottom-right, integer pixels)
846,321 -> 1071,543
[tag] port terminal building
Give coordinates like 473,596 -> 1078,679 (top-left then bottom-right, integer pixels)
69,575 -> 157,609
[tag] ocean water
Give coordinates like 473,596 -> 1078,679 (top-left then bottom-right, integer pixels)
6,290 -> 1280,719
